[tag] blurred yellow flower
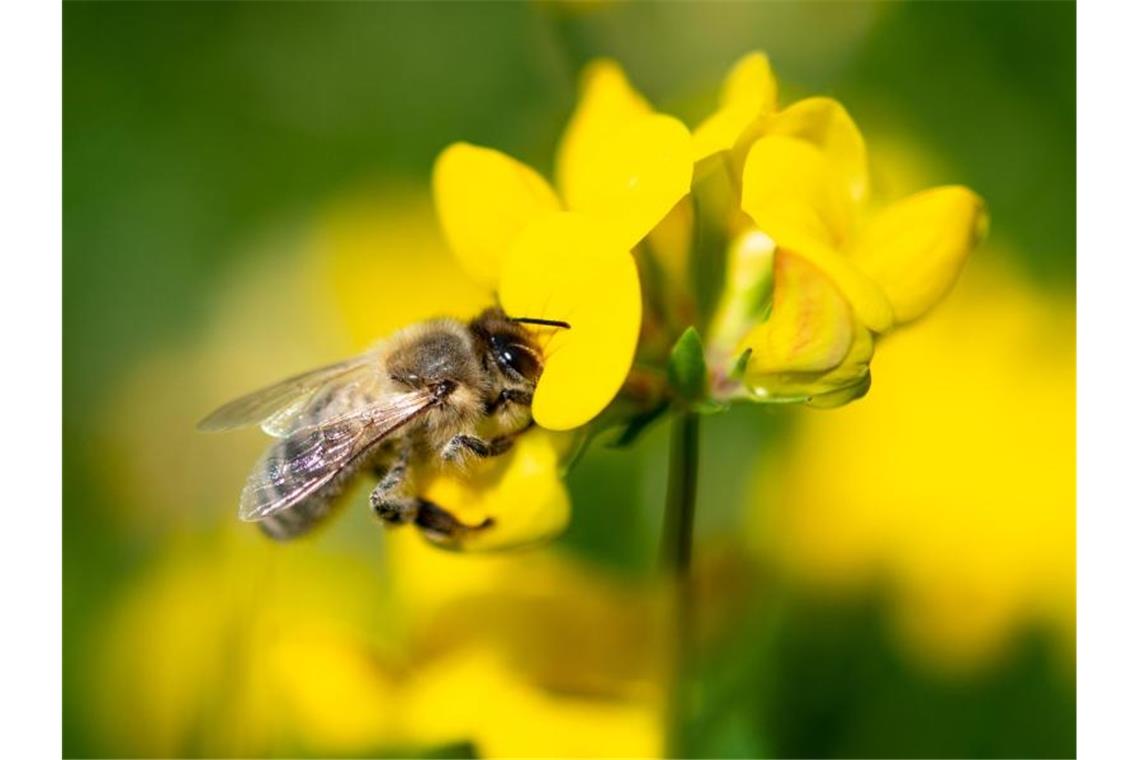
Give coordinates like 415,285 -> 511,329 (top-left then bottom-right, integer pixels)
91,532 -> 400,756
434,58 -> 695,431
403,647 -> 660,758
91,528 -> 664,757
753,261 -> 1074,671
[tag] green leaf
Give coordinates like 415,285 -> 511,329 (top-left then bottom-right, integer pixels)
668,326 -> 708,401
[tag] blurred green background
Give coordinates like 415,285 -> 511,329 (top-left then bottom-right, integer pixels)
64,2 -> 1075,758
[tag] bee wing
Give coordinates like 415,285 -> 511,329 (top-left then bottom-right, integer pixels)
196,354 -> 377,434
238,389 -> 436,521
259,360 -> 397,438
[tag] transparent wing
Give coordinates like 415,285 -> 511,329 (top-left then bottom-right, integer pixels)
259,360 -> 394,438
238,389 -> 436,521
196,354 -> 377,433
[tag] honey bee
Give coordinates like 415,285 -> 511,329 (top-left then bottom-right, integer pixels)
198,307 -> 568,543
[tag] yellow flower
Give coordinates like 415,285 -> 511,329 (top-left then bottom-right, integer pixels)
753,262 -> 1074,671
698,51 -> 987,405
90,532 -> 403,756
433,59 -> 694,431
733,162 -> 985,405
403,647 -> 660,758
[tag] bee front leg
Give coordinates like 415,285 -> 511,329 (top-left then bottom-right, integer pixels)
442,417 -> 538,462
484,388 -> 533,414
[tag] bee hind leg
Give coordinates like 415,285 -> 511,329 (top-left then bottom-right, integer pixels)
414,500 -> 493,545
371,493 -> 417,525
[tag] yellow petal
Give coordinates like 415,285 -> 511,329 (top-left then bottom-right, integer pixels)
740,252 -> 854,376
741,136 -> 893,331
433,142 -> 561,289
785,235 -> 895,334
766,96 -> 869,205
645,195 -> 695,289
804,325 -> 875,408
735,253 -> 878,408
560,113 -> 694,250
692,51 -> 778,161
740,134 -> 854,247
419,429 -> 573,552
849,186 -> 987,324
499,212 -> 642,430
556,59 -> 651,199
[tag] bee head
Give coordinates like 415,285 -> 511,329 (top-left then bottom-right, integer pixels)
469,307 -> 568,384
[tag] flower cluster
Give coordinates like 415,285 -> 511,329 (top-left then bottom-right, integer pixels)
424,51 -> 986,549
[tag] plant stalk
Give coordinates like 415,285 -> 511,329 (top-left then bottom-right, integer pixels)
663,410 -> 700,757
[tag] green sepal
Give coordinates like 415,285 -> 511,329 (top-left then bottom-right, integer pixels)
667,326 -> 708,402
729,347 -> 753,381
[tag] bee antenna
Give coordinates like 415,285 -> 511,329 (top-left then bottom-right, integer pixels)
511,316 -> 571,330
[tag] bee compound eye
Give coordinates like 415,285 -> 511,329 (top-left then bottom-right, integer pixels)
489,332 -> 540,380
504,343 -> 540,380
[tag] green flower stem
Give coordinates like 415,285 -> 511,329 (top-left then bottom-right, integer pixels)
664,411 -> 700,572
663,410 -> 700,756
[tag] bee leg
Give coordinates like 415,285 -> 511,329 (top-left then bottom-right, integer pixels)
370,488 -> 416,525
484,388 -> 533,414
442,432 -> 519,461
369,448 -> 416,524
414,499 -> 493,544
